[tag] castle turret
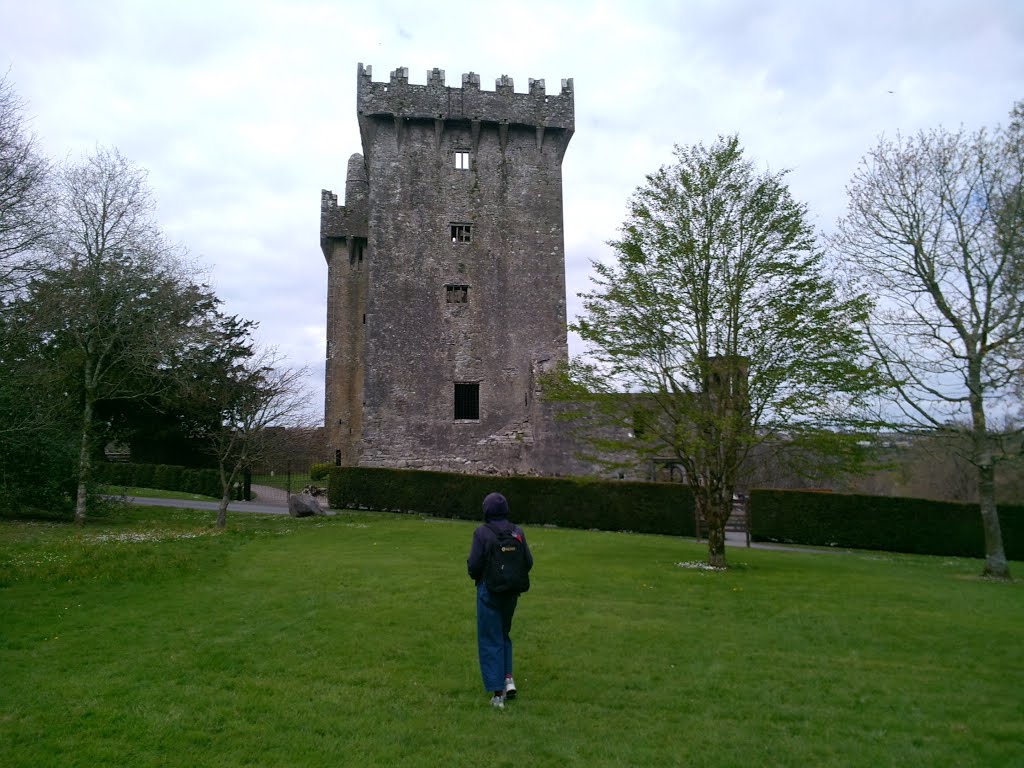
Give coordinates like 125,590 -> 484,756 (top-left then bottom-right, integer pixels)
320,153 -> 369,465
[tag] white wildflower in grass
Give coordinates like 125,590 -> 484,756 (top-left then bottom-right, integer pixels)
676,561 -> 727,572
89,530 -> 211,544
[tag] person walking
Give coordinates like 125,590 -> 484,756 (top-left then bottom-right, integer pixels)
467,492 -> 533,709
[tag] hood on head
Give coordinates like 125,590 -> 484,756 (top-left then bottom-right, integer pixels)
483,492 -> 509,521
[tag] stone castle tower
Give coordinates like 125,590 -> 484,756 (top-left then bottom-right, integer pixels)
320,64 -> 575,474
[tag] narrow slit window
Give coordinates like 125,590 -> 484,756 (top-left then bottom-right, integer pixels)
446,284 -> 469,303
350,239 -> 366,264
450,223 -> 472,243
454,150 -> 471,170
454,382 -> 480,420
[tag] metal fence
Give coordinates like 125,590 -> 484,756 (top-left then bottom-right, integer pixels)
244,458 -> 331,500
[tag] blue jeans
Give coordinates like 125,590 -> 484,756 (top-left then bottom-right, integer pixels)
476,582 -> 519,692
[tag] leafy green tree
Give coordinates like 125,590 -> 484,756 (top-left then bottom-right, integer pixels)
92,296 -> 254,469
0,74 -> 65,511
0,72 -> 50,289
0,304 -> 79,512
556,136 -> 882,567
834,102 -> 1024,580
18,146 -> 212,523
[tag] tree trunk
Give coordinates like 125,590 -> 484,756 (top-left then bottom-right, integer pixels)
217,493 -> 229,529
978,462 -> 1010,580
74,394 -> 94,525
700,493 -> 729,568
968,371 -> 1011,580
707,522 -> 727,568
216,459 -> 241,529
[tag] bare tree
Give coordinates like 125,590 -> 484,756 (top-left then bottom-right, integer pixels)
24,146 -> 209,524
194,346 -> 314,527
0,73 -> 53,459
900,430 -> 980,503
834,103 -> 1024,579
0,72 -> 50,292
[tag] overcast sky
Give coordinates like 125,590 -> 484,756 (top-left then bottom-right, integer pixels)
3,0 -> 1022,418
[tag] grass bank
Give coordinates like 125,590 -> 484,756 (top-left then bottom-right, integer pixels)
1,504 -> 1021,767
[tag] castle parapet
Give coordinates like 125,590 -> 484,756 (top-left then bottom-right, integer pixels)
357,63 -> 574,131
320,189 -> 347,243
320,153 -> 369,250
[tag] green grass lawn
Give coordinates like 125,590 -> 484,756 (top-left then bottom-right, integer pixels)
1,505 -> 1021,767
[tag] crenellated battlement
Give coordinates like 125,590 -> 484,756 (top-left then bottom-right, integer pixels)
357,62 -> 574,131
320,188 -> 346,243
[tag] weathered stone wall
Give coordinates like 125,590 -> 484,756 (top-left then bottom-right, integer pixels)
321,154 -> 369,462
322,63 -> 578,475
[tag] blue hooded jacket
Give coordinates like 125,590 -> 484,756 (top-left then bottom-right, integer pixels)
467,492 -> 533,584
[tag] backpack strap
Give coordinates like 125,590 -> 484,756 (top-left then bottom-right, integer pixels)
487,520 -> 521,541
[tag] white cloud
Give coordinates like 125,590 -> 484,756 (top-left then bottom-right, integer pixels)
3,0 -> 1022,417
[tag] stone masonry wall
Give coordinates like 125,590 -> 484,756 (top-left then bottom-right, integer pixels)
322,64 -> 577,475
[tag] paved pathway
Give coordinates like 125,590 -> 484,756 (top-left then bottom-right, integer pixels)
125,495 -> 285,516
123,485 -> 300,516
249,484 -> 289,507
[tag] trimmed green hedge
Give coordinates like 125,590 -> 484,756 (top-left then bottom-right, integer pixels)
750,489 -> 1022,559
328,467 -> 695,536
94,462 -> 237,500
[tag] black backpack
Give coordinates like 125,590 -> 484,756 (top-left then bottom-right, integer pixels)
484,525 -> 530,594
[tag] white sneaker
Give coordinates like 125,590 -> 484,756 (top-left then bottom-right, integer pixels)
490,693 -> 505,709
504,677 -> 517,699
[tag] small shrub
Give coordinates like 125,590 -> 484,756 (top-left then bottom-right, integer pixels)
133,463 -> 156,488
309,463 -> 333,482
153,464 -> 183,492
